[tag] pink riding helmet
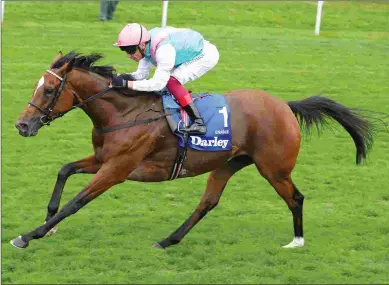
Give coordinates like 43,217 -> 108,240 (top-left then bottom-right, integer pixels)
113,23 -> 151,47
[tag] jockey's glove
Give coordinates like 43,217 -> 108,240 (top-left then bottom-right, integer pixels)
111,74 -> 128,88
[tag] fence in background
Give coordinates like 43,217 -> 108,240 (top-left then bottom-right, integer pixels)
160,1 -> 325,35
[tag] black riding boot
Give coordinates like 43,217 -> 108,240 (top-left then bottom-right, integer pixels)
181,103 -> 206,135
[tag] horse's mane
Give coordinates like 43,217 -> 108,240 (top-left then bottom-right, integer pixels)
52,51 -> 157,96
52,51 -> 116,79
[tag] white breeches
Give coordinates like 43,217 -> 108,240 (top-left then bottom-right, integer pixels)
171,40 -> 220,85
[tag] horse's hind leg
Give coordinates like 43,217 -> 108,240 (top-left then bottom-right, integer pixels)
254,156 -> 305,248
249,103 -> 305,248
45,155 -> 101,236
154,155 -> 253,249
269,177 -> 304,248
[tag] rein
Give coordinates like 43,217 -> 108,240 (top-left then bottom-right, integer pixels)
29,69 -> 178,133
94,112 -> 174,134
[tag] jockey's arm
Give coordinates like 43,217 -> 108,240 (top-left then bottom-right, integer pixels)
130,58 -> 153,80
132,44 -> 176,92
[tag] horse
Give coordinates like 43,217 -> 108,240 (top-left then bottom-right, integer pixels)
11,51 -> 374,250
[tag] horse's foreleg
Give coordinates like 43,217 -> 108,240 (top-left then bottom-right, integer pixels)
10,162 -> 127,249
45,155 -> 101,236
154,155 -> 253,249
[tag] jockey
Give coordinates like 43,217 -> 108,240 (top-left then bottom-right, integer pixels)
111,23 -> 220,135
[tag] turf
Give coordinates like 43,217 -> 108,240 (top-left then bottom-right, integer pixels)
2,2 -> 389,284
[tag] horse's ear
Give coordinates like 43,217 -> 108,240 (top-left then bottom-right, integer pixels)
51,51 -> 63,66
65,58 -> 75,73
57,58 -> 75,75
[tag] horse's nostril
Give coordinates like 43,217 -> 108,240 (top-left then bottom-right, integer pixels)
15,121 -> 29,132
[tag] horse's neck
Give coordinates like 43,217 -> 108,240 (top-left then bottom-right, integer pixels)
70,70 -> 161,129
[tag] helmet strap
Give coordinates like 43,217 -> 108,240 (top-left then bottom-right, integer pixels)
137,45 -> 145,58
137,24 -> 145,58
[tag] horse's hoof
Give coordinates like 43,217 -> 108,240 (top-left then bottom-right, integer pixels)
10,236 -> 29,249
282,237 -> 304,248
152,242 -> 165,249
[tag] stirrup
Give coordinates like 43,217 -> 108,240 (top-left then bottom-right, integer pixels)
180,123 -> 206,135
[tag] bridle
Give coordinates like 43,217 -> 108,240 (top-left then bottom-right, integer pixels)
28,70 -> 112,125
28,69 -> 177,133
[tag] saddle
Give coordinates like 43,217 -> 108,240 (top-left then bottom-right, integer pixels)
116,74 -> 232,179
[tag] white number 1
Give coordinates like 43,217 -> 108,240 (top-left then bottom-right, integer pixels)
218,107 -> 228,128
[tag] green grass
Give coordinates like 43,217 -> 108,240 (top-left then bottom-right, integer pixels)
2,1 -> 389,284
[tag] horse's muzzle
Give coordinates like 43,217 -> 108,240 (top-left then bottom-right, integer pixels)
15,118 -> 42,137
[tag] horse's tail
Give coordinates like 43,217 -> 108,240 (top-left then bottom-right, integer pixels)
287,95 -> 374,164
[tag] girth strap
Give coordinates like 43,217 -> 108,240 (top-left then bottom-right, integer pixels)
169,133 -> 189,180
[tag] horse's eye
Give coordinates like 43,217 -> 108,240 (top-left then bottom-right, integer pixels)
44,88 -> 55,96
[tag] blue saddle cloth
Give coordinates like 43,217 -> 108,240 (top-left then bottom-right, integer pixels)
162,91 -> 232,151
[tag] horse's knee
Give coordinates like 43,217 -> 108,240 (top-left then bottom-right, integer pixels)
58,163 -> 77,181
201,197 -> 220,212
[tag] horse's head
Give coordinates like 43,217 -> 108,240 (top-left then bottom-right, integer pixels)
15,52 -> 77,137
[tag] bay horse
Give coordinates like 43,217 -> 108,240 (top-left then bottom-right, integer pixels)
11,52 -> 374,250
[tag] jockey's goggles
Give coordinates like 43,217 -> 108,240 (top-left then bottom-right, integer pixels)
119,45 -> 138,55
